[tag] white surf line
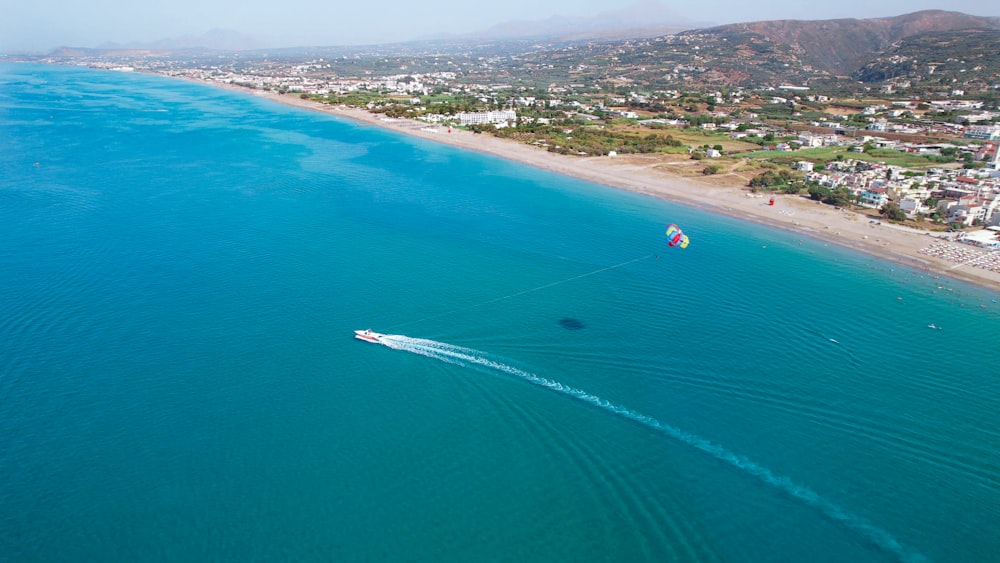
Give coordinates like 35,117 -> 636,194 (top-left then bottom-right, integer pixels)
378,334 -> 925,563
385,254 -> 653,331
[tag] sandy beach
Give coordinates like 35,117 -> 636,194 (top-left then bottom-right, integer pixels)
220,86 -> 1000,291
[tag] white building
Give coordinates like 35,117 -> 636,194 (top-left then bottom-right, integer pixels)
947,203 -> 986,226
965,125 -> 1000,140
797,134 -> 824,148
900,196 -> 930,218
456,110 -> 517,127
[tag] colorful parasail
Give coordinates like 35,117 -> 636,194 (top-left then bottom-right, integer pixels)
665,223 -> 690,248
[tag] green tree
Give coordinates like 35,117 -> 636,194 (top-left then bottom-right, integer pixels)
749,169 -> 794,189
808,184 -> 832,201
826,187 -> 853,207
880,201 -> 907,222
780,182 -> 805,194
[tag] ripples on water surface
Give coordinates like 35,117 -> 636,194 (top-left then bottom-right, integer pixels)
1,63 -> 998,562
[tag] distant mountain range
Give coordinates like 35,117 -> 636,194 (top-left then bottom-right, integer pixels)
459,0 -> 710,42
94,29 -> 268,52
68,0 -> 706,52
21,9 -> 1000,92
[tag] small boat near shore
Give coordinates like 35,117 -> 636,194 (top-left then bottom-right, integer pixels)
354,329 -> 384,343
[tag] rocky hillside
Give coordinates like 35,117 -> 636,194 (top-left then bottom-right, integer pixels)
853,29 -> 1000,87
682,10 -> 1000,76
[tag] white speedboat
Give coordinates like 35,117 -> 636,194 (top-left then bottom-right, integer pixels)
354,329 -> 384,343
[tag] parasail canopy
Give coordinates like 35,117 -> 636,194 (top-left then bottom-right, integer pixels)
665,223 -> 689,249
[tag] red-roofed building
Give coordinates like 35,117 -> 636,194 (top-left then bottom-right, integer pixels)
974,143 -> 997,162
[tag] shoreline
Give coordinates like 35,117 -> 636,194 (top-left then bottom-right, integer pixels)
202,82 -> 1000,292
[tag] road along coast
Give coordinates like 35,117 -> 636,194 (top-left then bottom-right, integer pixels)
202,84 -> 1000,291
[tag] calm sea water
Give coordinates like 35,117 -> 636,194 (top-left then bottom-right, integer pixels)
1,63 -> 998,562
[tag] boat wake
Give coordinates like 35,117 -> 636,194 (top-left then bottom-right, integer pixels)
377,334 -> 923,563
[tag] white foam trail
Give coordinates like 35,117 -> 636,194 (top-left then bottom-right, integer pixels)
378,334 -> 924,563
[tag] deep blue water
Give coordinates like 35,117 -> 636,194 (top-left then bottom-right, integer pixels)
1,63 -> 998,562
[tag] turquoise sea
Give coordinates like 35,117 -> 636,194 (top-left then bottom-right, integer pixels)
1,63 -> 998,562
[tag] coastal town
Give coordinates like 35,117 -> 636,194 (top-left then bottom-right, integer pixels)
12,17 -> 1000,282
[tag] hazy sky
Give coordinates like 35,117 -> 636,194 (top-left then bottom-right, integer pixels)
2,0 -> 996,52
